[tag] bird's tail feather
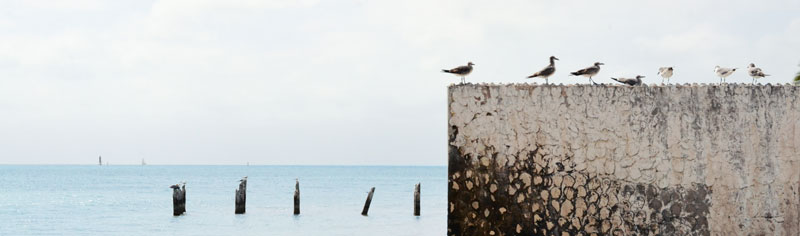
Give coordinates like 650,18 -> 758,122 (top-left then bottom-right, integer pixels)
610,77 -> 620,82
570,72 -> 579,76
442,69 -> 450,73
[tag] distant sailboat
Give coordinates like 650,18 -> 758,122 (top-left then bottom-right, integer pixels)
141,158 -> 146,166
99,156 -> 102,166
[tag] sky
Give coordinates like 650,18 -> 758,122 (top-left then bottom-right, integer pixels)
1,0 -> 799,165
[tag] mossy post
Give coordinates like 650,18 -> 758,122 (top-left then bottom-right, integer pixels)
361,187 -> 375,216
171,183 -> 186,216
294,178 -> 300,215
235,177 -> 247,214
414,183 -> 421,216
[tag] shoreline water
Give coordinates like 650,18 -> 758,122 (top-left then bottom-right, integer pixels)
0,165 -> 446,235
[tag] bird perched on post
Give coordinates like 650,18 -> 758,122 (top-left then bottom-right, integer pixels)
527,56 -> 558,84
658,67 -> 673,84
442,62 -> 474,84
714,66 -> 737,84
570,62 -> 604,85
747,63 -> 769,84
611,75 -> 645,86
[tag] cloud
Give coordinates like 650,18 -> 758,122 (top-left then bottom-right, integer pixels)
634,24 -> 745,55
0,0 -> 798,164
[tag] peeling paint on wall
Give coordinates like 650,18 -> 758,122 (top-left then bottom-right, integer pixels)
448,84 -> 800,236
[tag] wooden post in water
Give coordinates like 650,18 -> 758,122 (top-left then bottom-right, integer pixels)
361,187 -> 375,216
171,182 -> 186,216
414,183 -> 420,216
235,177 -> 247,214
293,179 -> 300,215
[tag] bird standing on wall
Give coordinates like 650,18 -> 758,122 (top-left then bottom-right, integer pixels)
611,75 -> 645,86
658,67 -> 673,84
570,62 -> 603,85
526,56 -> 558,84
714,66 -> 737,84
442,62 -> 474,84
747,63 -> 769,84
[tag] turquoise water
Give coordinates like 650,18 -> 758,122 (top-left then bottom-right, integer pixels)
0,166 -> 446,235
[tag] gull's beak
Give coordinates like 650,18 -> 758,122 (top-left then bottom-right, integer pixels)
554,57 -> 560,60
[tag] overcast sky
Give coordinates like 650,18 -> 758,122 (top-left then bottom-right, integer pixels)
1,0 -> 799,165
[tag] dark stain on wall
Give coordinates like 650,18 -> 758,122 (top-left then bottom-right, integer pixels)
448,136 -> 712,235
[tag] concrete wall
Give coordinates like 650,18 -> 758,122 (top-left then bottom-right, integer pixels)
447,84 -> 800,236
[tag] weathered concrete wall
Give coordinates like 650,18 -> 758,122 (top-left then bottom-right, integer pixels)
447,84 -> 800,236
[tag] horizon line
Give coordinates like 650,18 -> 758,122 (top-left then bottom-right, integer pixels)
0,164 -> 447,167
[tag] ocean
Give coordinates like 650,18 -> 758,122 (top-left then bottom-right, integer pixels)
0,165 -> 446,235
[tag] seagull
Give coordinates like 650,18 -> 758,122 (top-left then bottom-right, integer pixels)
658,67 -> 673,83
570,62 -> 604,85
442,62 -> 474,84
611,75 -> 645,86
526,56 -> 558,84
714,66 -> 737,83
747,63 -> 769,84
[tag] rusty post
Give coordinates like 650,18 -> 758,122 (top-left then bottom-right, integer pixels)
293,179 -> 300,215
235,177 -> 247,214
414,183 -> 420,216
171,182 -> 186,216
361,187 -> 375,216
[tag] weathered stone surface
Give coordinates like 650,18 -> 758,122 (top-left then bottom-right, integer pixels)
448,84 -> 800,236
